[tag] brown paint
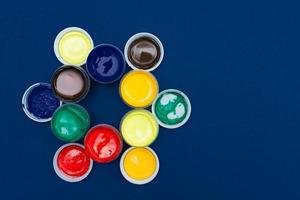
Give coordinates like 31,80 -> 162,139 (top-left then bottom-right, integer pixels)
127,37 -> 161,70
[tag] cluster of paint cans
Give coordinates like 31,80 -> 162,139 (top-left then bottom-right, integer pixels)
22,27 -> 191,185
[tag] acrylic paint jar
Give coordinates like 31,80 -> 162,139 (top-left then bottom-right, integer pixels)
119,70 -> 159,108
51,104 -> 90,142
22,82 -> 62,122
152,89 -> 191,129
124,32 -> 164,71
84,124 -> 123,163
54,27 -> 94,66
51,65 -> 90,102
120,147 -> 159,185
120,109 -> 158,147
86,44 -> 126,84
53,143 -> 93,182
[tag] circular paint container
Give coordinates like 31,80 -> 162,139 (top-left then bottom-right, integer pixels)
120,147 -> 159,185
119,70 -> 159,108
51,65 -> 90,102
84,124 -> 123,163
54,27 -> 94,66
51,104 -> 90,142
22,83 -> 62,122
86,44 -> 126,84
124,32 -> 164,71
152,89 -> 191,129
120,109 -> 158,147
53,143 -> 93,182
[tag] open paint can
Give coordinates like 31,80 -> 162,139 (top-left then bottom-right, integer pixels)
54,27 -> 94,66
152,89 -> 192,129
124,32 -> 164,71
53,143 -> 93,182
51,103 -> 90,142
84,124 -> 123,163
86,44 -> 126,84
51,65 -> 90,102
119,70 -> 159,108
120,147 -> 159,185
22,82 -> 62,122
120,109 -> 159,147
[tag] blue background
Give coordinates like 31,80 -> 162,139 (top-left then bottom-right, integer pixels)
1,0 -> 299,199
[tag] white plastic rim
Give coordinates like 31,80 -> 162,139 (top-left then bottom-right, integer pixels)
124,32 -> 164,72
54,27 -> 94,66
151,89 -> 192,129
53,143 -> 93,183
119,147 -> 159,185
22,82 -> 62,122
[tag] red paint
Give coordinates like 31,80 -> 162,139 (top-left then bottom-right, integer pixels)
57,145 -> 91,177
84,124 -> 123,163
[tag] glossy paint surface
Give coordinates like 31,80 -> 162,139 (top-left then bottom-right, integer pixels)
51,65 -> 90,102
86,44 -> 125,83
55,69 -> 84,96
123,148 -> 157,180
57,30 -> 93,65
119,70 -> 158,108
84,124 -> 123,163
127,37 -> 160,70
152,89 -> 191,128
120,109 -> 158,147
51,104 -> 90,142
57,145 -> 91,177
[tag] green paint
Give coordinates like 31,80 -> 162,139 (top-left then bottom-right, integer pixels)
51,104 -> 90,142
154,91 -> 189,126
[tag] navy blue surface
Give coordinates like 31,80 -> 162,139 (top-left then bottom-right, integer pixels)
86,44 -> 125,83
1,0 -> 300,199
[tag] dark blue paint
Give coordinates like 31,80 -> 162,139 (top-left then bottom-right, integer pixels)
26,84 -> 60,119
86,44 -> 125,84
1,0 -> 300,199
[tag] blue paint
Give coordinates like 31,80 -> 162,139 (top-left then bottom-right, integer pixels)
86,44 -> 125,83
26,84 -> 61,119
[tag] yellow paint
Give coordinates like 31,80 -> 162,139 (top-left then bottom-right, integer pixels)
120,70 -> 158,108
121,109 -> 158,147
58,31 -> 92,65
123,148 -> 157,180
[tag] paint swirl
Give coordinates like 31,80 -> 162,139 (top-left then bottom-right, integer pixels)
154,91 -> 189,125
